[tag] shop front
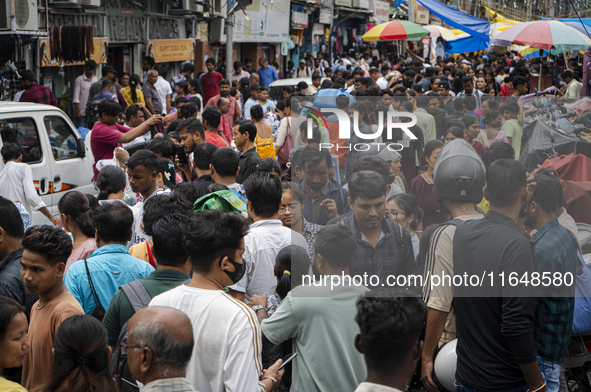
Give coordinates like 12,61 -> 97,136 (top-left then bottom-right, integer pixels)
37,33 -> 108,118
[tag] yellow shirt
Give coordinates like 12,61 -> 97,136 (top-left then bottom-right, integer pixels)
255,123 -> 276,160
121,86 -> 146,106
477,196 -> 490,214
0,377 -> 27,392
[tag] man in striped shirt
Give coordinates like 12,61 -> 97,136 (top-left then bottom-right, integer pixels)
149,209 -> 284,392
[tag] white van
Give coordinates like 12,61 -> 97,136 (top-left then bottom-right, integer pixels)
0,102 -> 95,225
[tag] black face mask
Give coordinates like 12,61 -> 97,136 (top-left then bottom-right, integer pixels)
220,256 -> 245,284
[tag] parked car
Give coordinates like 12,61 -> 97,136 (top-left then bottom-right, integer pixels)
269,77 -> 329,103
0,102 -> 94,224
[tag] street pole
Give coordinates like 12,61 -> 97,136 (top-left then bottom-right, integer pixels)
225,5 -> 235,81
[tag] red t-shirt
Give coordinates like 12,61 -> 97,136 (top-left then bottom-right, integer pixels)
90,122 -> 131,180
201,72 -> 223,106
204,130 -> 230,148
218,116 -> 232,144
472,140 -> 484,156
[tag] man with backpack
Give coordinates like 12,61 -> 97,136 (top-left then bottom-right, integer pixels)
420,139 -> 485,391
64,203 -> 154,317
104,214 -> 192,391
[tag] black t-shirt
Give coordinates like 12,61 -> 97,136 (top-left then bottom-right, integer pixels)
384,123 -> 424,161
453,211 -> 537,391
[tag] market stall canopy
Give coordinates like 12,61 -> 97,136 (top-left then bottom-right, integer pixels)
362,20 -> 429,41
424,24 -> 458,40
542,17 -> 591,30
491,20 -> 591,51
417,0 -> 490,52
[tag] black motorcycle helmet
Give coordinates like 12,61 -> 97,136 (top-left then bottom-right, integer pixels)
433,139 -> 486,203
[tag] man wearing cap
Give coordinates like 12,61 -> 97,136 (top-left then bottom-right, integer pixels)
243,83 -> 261,119
295,59 -> 312,78
86,65 -> 116,117
19,70 -> 57,106
73,60 -> 97,128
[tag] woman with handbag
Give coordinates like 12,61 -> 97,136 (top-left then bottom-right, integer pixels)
275,99 -> 292,170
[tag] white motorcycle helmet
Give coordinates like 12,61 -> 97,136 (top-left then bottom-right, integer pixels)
433,338 -> 458,392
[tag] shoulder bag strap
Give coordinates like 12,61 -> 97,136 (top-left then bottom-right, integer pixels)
84,259 -> 101,310
120,280 -> 152,313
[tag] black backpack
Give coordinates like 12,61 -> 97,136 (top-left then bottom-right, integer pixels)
110,280 -> 153,392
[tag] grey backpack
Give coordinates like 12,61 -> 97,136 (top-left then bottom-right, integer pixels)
110,280 -> 152,392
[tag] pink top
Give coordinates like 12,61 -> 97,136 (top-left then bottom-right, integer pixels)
64,238 -> 97,273
489,130 -> 508,144
90,122 -> 132,180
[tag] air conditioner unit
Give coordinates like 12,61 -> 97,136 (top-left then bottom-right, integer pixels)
209,17 -> 226,42
49,0 -> 101,8
352,0 -> 369,9
0,0 -> 38,31
211,0 -> 226,18
169,0 -> 204,14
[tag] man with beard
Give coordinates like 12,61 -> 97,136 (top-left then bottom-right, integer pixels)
343,171 -> 415,286
205,79 -> 241,125
300,145 -> 351,226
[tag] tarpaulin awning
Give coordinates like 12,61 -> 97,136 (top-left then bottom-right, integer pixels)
542,18 -> 591,29
417,0 -> 490,52
446,36 -> 489,53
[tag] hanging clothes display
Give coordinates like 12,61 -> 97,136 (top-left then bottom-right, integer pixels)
50,26 -> 94,64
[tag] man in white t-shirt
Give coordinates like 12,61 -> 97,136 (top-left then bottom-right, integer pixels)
229,171 -> 308,302
154,66 -> 173,115
150,209 -> 284,392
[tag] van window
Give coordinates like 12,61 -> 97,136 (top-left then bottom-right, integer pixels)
0,117 -> 42,163
43,116 -> 78,161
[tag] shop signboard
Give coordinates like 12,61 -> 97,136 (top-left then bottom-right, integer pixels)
372,0 -> 390,23
313,23 -> 325,35
146,39 -> 196,63
319,8 -> 333,24
417,3 -> 430,24
233,0 -> 290,43
38,38 -> 108,67
335,0 -> 352,7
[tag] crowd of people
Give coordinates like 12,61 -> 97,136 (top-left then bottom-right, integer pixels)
0,48 -> 585,392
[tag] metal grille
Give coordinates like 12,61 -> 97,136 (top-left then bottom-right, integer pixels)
15,0 -> 30,28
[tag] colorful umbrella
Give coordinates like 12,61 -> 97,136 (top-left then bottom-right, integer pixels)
424,24 -> 457,40
362,20 -> 429,42
491,20 -> 591,51
490,22 -> 515,37
519,46 -> 549,59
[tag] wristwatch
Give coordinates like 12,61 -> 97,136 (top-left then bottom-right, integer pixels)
123,157 -> 130,166
251,305 -> 267,314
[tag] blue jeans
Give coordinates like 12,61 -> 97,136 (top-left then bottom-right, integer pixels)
455,380 -> 529,392
538,356 -> 562,392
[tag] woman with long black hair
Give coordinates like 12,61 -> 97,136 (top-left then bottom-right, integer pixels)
121,74 -> 146,106
35,315 -> 117,392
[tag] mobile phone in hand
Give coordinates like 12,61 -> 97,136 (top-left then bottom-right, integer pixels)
176,146 -> 189,166
278,353 -> 297,370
